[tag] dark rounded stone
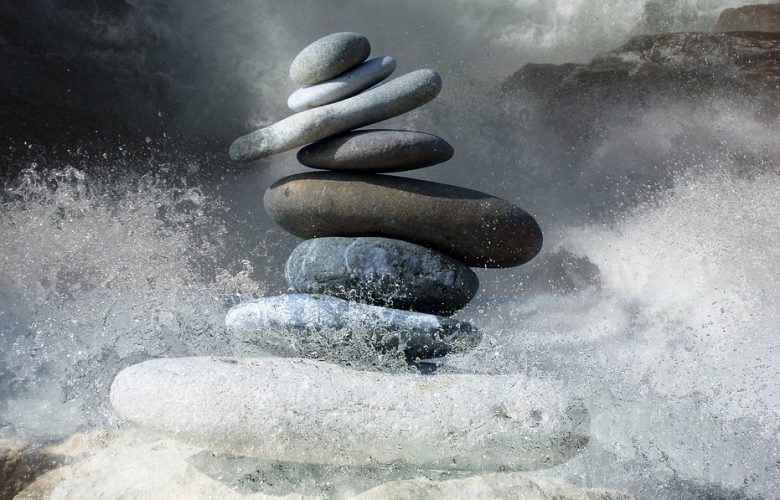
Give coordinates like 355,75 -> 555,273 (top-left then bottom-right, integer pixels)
297,130 -> 454,172
285,237 -> 478,315
290,32 -> 371,86
264,173 -> 543,268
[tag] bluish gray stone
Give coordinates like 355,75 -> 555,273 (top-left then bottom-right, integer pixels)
297,129 -> 454,171
224,294 -> 480,364
229,69 -> 442,162
287,56 -> 396,112
285,237 -> 478,315
264,173 -> 544,268
290,32 -> 371,86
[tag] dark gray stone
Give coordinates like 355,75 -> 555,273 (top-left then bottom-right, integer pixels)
297,130 -> 454,172
229,69 -> 442,162
290,32 -> 371,86
287,56 -> 396,112
264,173 -> 543,268
224,294 -> 480,364
285,237 -> 478,315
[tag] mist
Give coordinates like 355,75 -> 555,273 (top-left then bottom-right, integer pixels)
1,0 -> 778,498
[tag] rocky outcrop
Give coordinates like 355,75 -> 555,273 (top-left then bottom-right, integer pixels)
714,4 -> 780,33
503,31 -> 780,142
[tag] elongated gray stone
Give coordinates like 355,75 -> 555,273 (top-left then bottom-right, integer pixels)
290,32 -> 371,86
229,69 -> 442,162
288,56 -> 396,112
285,237 -> 478,315
110,357 -> 590,470
225,294 -> 480,364
297,129 -> 454,171
264,173 -> 543,268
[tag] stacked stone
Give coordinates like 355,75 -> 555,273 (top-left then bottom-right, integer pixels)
226,32 -> 543,367
109,33 -> 587,474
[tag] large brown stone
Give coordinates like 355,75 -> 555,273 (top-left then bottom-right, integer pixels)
264,173 -> 542,268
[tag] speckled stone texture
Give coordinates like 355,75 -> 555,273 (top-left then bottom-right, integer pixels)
229,69 -> 442,162
224,294 -> 480,364
285,237 -> 478,315
264,173 -> 543,267
110,357 -> 590,470
288,56 -> 396,112
290,32 -> 371,86
297,129 -> 454,171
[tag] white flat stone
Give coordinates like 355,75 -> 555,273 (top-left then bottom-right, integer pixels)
288,56 -> 396,112
110,357 -> 590,471
229,69 -> 441,162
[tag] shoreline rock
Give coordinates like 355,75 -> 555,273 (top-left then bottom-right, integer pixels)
714,4 -> 780,33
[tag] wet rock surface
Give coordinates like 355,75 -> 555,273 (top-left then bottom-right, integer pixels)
285,237 -> 478,315
265,172 -> 543,268
225,294 -> 480,364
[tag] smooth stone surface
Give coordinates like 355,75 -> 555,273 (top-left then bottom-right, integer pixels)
229,69 -> 442,162
353,474 -> 637,500
225,294 -> 480,364
110,357 -> 590,470
288,56 -> 396,112
285,237 -> 478,315
265,173 -> 543,267
297,129 -> 454,172
290,32 -> 371,86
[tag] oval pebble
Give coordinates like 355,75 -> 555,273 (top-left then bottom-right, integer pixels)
225,294 -> 480,364
264,173 -> 543,268
285,237 -> 478,315
288,56 -> 396,112
290,32 -> 371,86
297,129 -> 454,172
229,69 -> 442,162
110,356 -> 590,470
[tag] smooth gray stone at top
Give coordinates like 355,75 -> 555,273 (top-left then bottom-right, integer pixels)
290,32 -> 371,86
264,173 -> 543,268
285,237 -> 478,315
288,56 -> 396,112
297,129 -> 454,172
229,69 -> 442,162
225,294 -> 480,365
110,356 -> 590,469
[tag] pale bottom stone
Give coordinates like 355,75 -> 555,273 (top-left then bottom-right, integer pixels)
110,357 -> 590,471
352,474 -> 637,500
16,429 -> 634,500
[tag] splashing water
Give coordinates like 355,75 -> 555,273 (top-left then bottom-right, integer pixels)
1,0 -> 779,498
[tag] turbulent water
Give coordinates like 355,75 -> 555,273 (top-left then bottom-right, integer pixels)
1,0 -> 779,498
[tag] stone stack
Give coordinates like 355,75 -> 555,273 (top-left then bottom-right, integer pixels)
110,33 -> 587,475
227,32 -> 543,367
